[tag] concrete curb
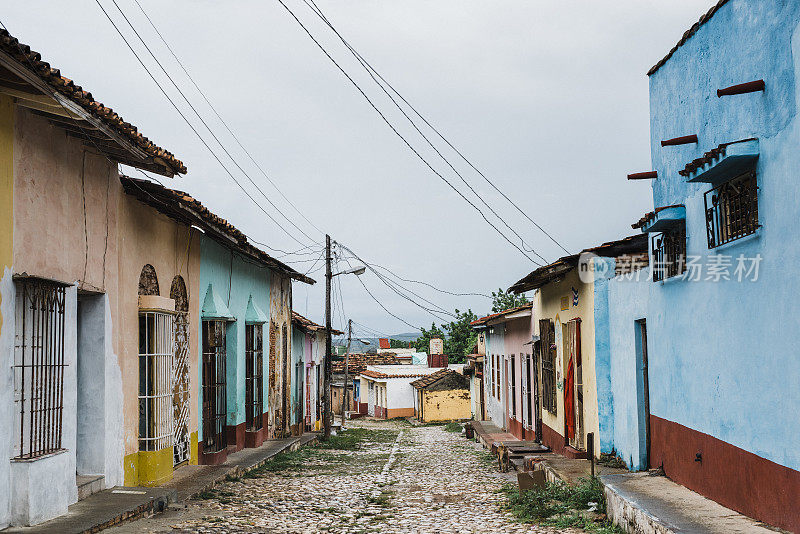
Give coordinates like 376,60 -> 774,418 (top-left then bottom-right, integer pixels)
602,477 -> 676,534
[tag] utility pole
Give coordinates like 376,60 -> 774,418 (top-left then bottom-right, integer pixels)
323,234 -> 332,441
341,319 -> 352,430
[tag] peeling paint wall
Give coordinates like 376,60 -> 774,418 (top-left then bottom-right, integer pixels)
0,93 -> 14,530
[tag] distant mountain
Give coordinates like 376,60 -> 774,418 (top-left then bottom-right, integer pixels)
333,332 -> 421,354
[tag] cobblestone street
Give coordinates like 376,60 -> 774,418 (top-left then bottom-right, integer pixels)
109,419 -> 563,533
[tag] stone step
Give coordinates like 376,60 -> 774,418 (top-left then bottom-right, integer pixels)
76,474 -> 105,501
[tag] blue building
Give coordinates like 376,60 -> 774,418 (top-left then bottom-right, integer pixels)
631,1 -> 800,530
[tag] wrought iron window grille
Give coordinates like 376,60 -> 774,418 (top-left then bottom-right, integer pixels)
652,224 -> 688,282
202,320 -> 227,453
245,324 -> 264,432
538,319 -> 557,415
13,277 -> 67,460
138,311 -> 175,452
705,171 -> 759,249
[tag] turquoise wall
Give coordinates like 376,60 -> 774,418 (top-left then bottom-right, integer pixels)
197,236 -> 271,439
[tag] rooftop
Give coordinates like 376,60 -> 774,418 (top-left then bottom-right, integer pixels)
471,303 -> 532,327
508,234 -> 648,294
409,368 -> 463,389
121,175 -> 314,284
0,28 -> 185,176
292,311 -> 343,335
648,0 -> 731,76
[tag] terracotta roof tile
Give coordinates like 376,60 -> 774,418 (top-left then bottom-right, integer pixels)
471,303 -> 532,326
648,0 -> 731,76
120,175 -> 315,284
332,353 -> 400,374
409,368 -> 459,389
0,29 -> 186,176
632,205 -> 685,230
677,139 -> 757,178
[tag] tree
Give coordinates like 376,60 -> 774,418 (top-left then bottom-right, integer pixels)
491,288 -> 529,313
442,309 -> 478,364
413,309 -> 478,364
389,338 -> 410,349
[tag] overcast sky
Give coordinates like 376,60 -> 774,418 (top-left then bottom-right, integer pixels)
5,1 -> 710,336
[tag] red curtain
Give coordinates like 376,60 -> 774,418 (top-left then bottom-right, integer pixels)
564,358 -> 575,440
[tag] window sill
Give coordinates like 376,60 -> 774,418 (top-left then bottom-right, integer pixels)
707,227 -> 762,254
11,448 -> 67,463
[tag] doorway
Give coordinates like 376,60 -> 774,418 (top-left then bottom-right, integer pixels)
636,319 -> 651,468
76,292 -> 106,497
563,320 -> 584,450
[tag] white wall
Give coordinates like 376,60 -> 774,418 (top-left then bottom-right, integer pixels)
9,285 -> 78,526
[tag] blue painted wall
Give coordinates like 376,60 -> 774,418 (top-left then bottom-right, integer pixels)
197,236 -> 271,439
595,260 -> 650,470
647,0 -> 800,472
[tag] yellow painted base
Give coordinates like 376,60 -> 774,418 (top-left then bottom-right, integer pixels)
190,431 -> 199,465
123,447 -> 174,487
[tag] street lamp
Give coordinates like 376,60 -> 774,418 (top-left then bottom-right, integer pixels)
323,234 -> 366,441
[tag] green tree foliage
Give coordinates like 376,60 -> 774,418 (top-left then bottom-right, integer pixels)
389,338 -> 411,349
413,309 -> 478,364
491,288 -> 529,313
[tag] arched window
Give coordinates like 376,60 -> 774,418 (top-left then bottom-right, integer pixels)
138,265 -> 174,453
138,264 -> 160,296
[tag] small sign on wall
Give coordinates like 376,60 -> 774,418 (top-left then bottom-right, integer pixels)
560,296 -> 569,311
430,338 -> 444,355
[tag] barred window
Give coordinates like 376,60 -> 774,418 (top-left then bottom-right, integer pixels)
539,319 -> 557,415
245,324 -> 264,432
202,320 -> 227,452
13,277 -> 67,459
652,224 -> 687,282
510,354 -> 516,418
139,311 -> 175,451
705,171 -> 759,248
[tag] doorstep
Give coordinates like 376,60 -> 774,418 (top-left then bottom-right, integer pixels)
601,472 -> 779,534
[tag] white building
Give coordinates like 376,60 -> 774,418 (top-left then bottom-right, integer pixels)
356,364 -> 464,419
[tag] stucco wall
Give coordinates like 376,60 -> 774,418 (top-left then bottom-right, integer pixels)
503,316 -> 534,433
482,326 -> 505,428
420,389 -> 471,422
647,0 -> 800,473
594,260 -> 650,470
119,194 -> 200,485
197,236 -> 271,440
536,268 -> 600,456
0,93 -> 14,529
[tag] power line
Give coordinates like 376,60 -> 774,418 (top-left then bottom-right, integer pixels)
94,0 -> 314,249
304,0 -> 570,256
302,0 -> 549,263
275,0 -> 541,265
107,0 -> 319,246
130,0 -> 326,241
367,261 -> 491,299
355,275 -> 420,331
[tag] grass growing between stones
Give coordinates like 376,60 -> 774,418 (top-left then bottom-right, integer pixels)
243,427 -> 399,478
444,421 -> 462,432
501,477 -> 623,534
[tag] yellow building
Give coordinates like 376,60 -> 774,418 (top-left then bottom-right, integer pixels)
411,369 -> 471,423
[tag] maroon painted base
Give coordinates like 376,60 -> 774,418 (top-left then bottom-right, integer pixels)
375,406 -> 386,419
245,426 -> 266,449
225,422 -> 245,453
540,422 -> 568,456
359,402 -> 368,415
199,442 -> 228,465
650,415 -> 800,533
